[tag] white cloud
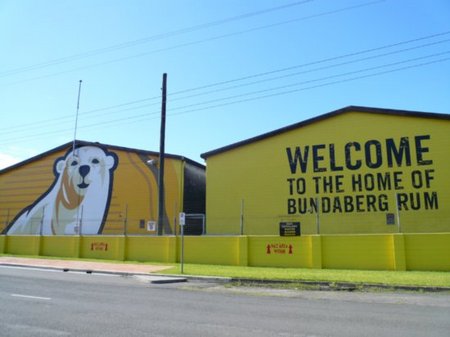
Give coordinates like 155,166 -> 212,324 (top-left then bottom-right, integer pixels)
0,152 -> 22,170
0,145 -> 41,170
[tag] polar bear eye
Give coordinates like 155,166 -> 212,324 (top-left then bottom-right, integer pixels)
71,160 -> 78,166
92,158 -> 100,164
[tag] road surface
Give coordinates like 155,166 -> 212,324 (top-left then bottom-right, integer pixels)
0,266 -> 449,337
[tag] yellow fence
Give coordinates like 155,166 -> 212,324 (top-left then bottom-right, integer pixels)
0,233 -> 448,271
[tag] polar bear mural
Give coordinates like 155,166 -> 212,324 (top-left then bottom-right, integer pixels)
4,145 -> 118,235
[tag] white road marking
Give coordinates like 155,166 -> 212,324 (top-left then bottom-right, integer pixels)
11,293 -> 51,301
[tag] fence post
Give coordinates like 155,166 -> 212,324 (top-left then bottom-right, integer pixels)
315,197 -> 320,234
5,208 -> 10,231
395,193 -> 402,233
240,199 -> 244,235
123,204 -> 128,236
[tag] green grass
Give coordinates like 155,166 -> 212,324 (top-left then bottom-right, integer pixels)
2,254 -> 449,288
164,263 -> 450,288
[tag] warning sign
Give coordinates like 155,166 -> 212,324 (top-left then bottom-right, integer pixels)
91,242 -> 108,251
266,243 -> 293,255
279,222 -> 300,236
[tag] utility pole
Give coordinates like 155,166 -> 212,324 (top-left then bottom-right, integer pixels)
157,73 -> 167,236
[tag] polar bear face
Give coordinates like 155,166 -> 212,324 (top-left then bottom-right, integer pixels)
4,144 -> 118,235
55,146 -> 117,198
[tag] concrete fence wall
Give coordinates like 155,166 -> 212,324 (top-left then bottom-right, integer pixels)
0,233 -> 448,271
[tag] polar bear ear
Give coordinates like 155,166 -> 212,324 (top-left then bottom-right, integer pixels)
54,158 -> 66,175
105,154 -> 117,170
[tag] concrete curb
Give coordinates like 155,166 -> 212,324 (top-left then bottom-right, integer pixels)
0,263 -> 187,284
153,273 -> 232,284
2,262 -> 448,292
0,262 -> 149,276
230,278 -> 450,292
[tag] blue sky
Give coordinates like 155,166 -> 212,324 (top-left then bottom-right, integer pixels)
1,0 -> 449,168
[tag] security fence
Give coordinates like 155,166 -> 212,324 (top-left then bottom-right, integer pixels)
1,233 -> 449,272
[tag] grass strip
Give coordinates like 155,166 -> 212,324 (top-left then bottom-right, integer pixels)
2,254 -> 449,288
164,263 -> 450,288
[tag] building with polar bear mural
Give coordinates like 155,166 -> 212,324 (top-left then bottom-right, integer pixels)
0,140 -> 205,236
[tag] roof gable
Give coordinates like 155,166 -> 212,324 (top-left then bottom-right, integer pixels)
1,139 -> 205,174
201,105 -> 450,159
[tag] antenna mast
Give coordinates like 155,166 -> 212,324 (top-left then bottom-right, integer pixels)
72,80 -> 83,155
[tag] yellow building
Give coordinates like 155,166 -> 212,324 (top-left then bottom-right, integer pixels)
1,140 -> 205,236
201,106 -> 450,235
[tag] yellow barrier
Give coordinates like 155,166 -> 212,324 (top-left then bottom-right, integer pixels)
80,236 -> 126,261
248,236 -> 311,268
180,236 -> 241,266
1,233 -> 448,271
321,234 -> 395,270
404,233 -> 450,271
4,236 -> 40,256
126,236 -> 176,263
0,235 -> 5,254
41,236 -> 80,258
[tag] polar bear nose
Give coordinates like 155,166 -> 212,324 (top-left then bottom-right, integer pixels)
79,165 -> 90,178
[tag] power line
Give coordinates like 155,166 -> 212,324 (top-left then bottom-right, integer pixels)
168,56 -> 450,117
169,30 -> 450,96
0,0 -> 314,78
1,30 -> 448,134
1,0 -> 383,87
1,51 -> 448,145
167,51 -> 450,112
167,38 -> 450,102
0,97 -> 161,135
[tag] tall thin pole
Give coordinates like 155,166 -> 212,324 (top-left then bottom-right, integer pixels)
72,80 -> 83,155
181,219 -> 184,274
395,193 -> 401,233
315,197 -> 320,234
157,73 -> 167,236
73,80 -> 83,235
124,204 -> 128,236
240,199 -> 244,235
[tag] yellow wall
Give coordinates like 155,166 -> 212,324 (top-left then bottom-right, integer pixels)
0,152 -> 64,233
404,233 -> 450,271
321,234 -> 394,270
205,111 -> 450,235
180,236 -> 242,266
80,236 -> 126,260
41,236 -> 80,258
0,235 -> 5,253
104,151 -> 182,235
4,236 -> 41,255
2,233 -> 448,271
0,144 -> 183,236
248,236 -> 311,268
126,236 -> 176,262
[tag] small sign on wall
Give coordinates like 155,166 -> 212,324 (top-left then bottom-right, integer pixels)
279,222 -> 300,236
266,243 -> 294,255
386,213 -> 395,225
147,221 -> 156,232
91,242 -> 108,251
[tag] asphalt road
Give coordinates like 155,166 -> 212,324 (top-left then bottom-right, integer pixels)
0,266 -> 449,337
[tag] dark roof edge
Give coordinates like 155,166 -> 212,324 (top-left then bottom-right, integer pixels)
201,105 -> 450,159
1,140 -> 205,174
